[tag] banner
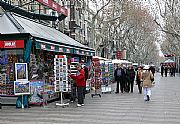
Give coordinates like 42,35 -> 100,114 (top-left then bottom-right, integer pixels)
29,81 -> 44,104
36,0 -> 68,16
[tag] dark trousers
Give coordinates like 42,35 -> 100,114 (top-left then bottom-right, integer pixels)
83,86 -> 86,99
77,86 -> 84,104
127,80 -> 134,93
136,80 -> 142,94
116,78 -> 125,93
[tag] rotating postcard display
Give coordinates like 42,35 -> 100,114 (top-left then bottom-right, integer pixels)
54,55 -> 70,92
54,55 -> 70,107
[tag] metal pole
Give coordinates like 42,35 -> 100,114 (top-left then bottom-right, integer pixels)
22,95 -> 24,109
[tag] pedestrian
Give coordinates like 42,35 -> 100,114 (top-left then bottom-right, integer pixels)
126,65 -> 135,93
114,64 -> 125,93
164,66 -> 168,77
80,60 -> 89,99
123,65 -> 128,92
142,66 -> 154,101
69,63 -> 85,107
136,66 -> 143,94
161,65 -> 164,77
149,66 -> 155,76
172,65 -> 176,77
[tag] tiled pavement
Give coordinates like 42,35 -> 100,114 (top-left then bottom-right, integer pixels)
1,73 -> 180,124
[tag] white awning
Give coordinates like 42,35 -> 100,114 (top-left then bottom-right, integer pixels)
112,59 -> 132,64
164,59 -> 175,63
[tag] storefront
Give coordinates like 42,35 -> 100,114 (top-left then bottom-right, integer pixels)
0,13 -> 95,106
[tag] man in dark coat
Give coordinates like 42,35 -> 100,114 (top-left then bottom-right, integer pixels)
126,66 -> 135,93
149,66 -> 155,76
161,65 -> 164,77
114,64 -> 125,93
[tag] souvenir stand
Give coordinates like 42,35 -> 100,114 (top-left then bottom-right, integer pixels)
0,12 -> 96,108
54,55 -> 70,107
91,57 -> 101,98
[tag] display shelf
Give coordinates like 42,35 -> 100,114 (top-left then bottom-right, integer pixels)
0,74 -> 14,96
54,55 -> 70,93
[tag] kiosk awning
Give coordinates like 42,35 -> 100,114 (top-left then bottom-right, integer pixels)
0,13 -> 95,55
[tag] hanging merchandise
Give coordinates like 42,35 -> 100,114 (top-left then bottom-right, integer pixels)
91,58 -> 101,98
29,80 -> 44,105
108,62 -> 114,83
101,61 -> 113,93
0,73 -> 14,96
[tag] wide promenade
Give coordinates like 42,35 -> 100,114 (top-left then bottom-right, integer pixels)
1,73 -> 180,124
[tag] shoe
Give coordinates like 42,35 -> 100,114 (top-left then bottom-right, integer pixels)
77,104 -> 82,107
81,104 -> 84,106
115,92 -> 119,94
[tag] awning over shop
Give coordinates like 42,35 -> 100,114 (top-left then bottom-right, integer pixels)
0,13 -> 95,56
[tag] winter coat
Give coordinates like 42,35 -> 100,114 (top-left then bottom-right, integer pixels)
126,69 -> 135,82
142,70 -> 154,88
70,69 -> 86,87
114,68 -> 125,81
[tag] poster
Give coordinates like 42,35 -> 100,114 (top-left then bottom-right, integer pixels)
15,63 -> 28,81
14,81 -> 30,95
29,80 -> 44,104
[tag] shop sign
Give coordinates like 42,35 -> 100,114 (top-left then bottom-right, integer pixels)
59,47 -> 63,52
37,0 -> 68,16
86,52 -> 89,56
0,40 -> 24,48
50,45 -> 55,50
81,51 -> 84,55
116,50 -> 121,59
41,43 -> 46,49
76,50 -> 79,54
56,55 -> 64,58
66,48 -> 70,53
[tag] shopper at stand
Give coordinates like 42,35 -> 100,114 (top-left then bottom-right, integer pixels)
126,65 -> 135,93
80,60 -> 89,99
142,66 -> 154,101
69,63 -> 86,107
136,66 -> 143,94
114,64 -> 125,93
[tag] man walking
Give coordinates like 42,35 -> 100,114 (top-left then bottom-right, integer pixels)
114,64 -> 125,93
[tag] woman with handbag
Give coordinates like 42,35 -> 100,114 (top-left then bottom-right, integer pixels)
142,66 -> 154,101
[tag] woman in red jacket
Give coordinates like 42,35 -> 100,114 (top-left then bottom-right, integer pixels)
69,63 -> 86,107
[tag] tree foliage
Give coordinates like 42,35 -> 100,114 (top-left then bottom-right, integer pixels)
88,0 -> 159,64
